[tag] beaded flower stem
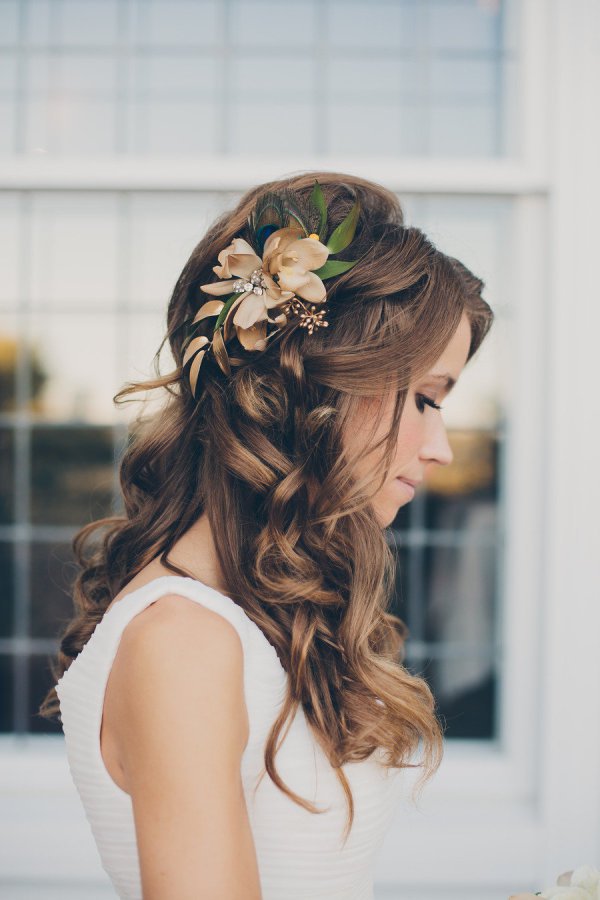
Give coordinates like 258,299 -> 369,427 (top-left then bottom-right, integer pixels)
285,297 -> 330,334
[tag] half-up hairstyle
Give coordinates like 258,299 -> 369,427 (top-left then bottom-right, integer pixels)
40,170 -> 494,844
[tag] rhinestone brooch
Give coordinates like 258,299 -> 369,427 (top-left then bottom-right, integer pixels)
232,268 -> 267,295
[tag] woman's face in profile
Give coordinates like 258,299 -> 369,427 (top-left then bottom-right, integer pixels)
345,310 -> 472,528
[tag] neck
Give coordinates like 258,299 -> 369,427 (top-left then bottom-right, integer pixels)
159,513 -> 227,595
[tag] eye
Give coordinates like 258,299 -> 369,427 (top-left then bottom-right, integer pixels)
415,393 -> 443,414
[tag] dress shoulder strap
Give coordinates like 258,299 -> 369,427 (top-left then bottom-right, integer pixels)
108,574 -> 254,647
57,575 -> 259,692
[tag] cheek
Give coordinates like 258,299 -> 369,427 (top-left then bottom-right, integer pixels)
394,404 -> 424,462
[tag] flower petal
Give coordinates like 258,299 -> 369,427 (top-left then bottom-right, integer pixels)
283,237 -> 329,271
261,272 -> 294,308
262,226 -> 304,261
201,279 -> 238,296
264,292 -> 293,310
214,238 -> 261,279
233,293 -> 268,330
261,272 -> 283,302
277,268 -> 326,302
236,318 -> 267,351
275,267 -> 309,293
295,271 -> 327,302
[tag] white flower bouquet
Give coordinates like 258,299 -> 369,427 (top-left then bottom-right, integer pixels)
509,864 -> 600,899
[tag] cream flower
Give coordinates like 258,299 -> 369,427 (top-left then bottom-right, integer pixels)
509,866 -> 600,900
262,226 -> 330,302
569,865 -> 600,894
199,228 -> 330,350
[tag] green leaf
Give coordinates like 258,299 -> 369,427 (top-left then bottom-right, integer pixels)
214,292 -> 241,332
326,199 -> 360,254
310,179 -> 327,239
312,258 -> 359,280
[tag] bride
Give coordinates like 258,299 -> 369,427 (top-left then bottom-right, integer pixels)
41,170 -> 494,899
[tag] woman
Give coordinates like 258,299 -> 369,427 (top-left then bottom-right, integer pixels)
40,171 -> 494,900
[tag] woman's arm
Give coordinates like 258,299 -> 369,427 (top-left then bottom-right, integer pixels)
108,593 -> 262,900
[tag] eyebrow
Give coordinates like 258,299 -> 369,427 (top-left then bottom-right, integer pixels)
427,373 -> 457,391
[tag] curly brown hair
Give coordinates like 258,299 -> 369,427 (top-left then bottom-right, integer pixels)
40,170 -> 494,844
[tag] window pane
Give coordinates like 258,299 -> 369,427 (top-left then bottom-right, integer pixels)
231,0 -> 317,45
0,316 -> 18,411
0,194 -> 20,307
4,0 -> 517,159
137,0 -> 219,47
423,542 -> 498,646
0,543 -> 14,636
0,1 -> 19,46
328,0 -> 417,49
30,542 -> 76,640
128,56 -> 219,155
427,0 -> 500,51
27,53 -> 119,95
25,96 -> 118,156
130,97 -> 219,156
0,655 -> 13,732
128,192 -> 226,309
30,194 -> 120,311
57,0 -> 119,47
29,654 -> 62,734
390,542 -> 410,635
29,314 -> 118,422
423,431 -> 500,530
0,429 -> 14,522
407,652 -> 499,740
31,425 -> 115,525
385,192 -> 508,744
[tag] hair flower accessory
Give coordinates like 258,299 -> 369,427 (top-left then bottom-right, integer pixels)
181,180 -> 361,398
509,863 -> 600,899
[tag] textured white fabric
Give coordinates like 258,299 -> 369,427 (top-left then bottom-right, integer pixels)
56,575 -> 408,899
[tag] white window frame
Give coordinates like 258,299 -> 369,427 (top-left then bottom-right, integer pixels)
1,1 -> 599,897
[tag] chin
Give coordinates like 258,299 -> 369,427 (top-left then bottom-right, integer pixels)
375,481 -> 415,527
376,500 -> 409,529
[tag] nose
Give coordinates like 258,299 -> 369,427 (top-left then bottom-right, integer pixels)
419,416 -> 454,467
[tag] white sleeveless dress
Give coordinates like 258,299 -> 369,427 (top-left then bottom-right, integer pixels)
55,575 -> 409,899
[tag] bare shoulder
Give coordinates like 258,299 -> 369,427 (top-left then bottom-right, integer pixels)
111,592 -> 249,760
105,592 -> 259,898
121,591 -> 245,658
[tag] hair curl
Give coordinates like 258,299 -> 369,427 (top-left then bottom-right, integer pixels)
40,170 -> 494,844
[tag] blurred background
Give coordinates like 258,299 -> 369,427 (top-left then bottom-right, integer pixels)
0,0 -> 598,898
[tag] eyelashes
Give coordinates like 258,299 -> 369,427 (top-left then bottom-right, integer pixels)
415,393 -> 443,414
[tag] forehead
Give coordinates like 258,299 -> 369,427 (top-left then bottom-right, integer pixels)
426,312 -> 472,384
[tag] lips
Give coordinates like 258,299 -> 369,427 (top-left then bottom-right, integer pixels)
396,477 -> 422,487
